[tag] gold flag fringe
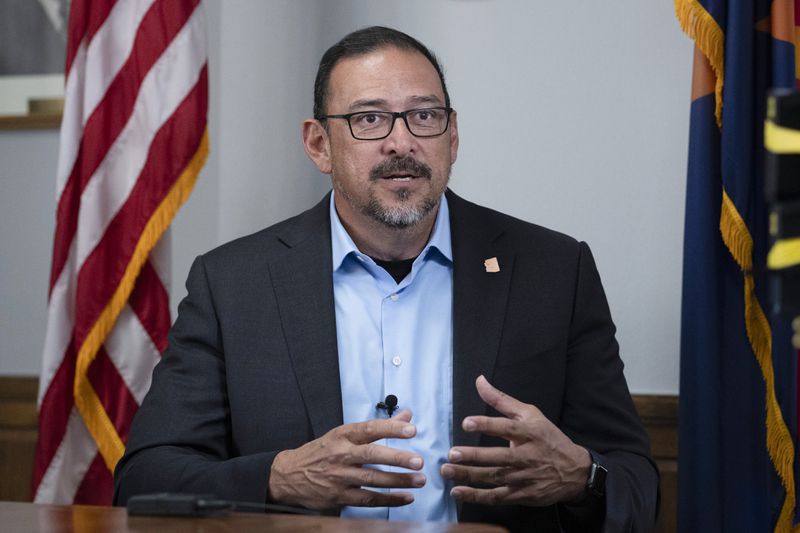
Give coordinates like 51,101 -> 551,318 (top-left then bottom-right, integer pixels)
74,128 -> 209,472
721,190 -> 796,533
674,0 -> 725,126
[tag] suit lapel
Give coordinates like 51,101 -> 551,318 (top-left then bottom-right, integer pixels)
269,195 -> 344,439
448,191 -> 514,448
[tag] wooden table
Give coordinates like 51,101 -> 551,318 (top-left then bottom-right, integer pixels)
0,501 -> 507,532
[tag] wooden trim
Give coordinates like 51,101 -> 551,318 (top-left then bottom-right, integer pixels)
0,376 -> 39,502
633,394 -> 678,459
0,114 -> 62,130
0,376 -> 38,427
633,394 -> 678,424
633,394 -> 678,533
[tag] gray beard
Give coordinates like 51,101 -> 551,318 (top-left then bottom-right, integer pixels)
334,155 -> 446,229
362,188 -> 438,229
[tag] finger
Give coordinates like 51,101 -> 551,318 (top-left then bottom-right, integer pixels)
352,443 -> 424,470
452,483 -> 560,507
447,446 -> 518,467
450,485 -> 517,506
341,418 -> 417,444
340,487 -> 415,507
495,466 -> 550,487
475,375 -> 539,420
448,463 -> 551,488
344,466 -> 426,489
440,463 -> 511,488
391,409 -> 413,422
461,415 -> 529,441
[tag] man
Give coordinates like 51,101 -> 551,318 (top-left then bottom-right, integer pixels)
115,26 -> 658,532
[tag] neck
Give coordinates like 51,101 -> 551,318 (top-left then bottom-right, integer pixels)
335,201 -> 439,261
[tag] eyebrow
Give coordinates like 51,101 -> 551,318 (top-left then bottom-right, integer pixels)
407,95 -> 444,106
348,98 -> 389,111
347,94 -> 444,112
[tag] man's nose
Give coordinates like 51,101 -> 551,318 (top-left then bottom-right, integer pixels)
382,116 -> 416,155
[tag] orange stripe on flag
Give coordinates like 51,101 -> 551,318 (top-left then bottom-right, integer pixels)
691,45 -> 716,101
753,0 -> 795,44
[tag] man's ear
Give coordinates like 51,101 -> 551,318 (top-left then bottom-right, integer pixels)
302,119 -> 332,174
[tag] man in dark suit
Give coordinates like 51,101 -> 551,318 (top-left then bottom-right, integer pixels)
115,26 -> 658,532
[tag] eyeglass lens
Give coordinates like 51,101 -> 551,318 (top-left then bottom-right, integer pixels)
350,108 -> 448,139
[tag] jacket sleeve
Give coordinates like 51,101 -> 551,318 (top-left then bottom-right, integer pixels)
558,242 -> 660,532
113,255 -> 277,505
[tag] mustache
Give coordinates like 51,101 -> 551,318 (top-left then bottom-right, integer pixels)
369,156 -> 432,181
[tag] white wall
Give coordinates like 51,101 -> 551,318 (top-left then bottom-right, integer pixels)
0,130 -> 61,376
0,1 -> 691,394
216,0 -> 330,244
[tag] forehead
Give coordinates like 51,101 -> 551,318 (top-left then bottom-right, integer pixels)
327,47 -> 445,110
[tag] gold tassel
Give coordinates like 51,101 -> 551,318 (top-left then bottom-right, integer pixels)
674,0 -> 725,127
720,190 -> 753,271
74,129 -> 209,471
721,189 -> 797,532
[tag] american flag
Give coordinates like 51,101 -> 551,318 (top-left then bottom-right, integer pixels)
32,0 -> 208,504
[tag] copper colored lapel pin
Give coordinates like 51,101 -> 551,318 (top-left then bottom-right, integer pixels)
484,257 -> 500,273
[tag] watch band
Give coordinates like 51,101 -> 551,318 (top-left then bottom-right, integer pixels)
586,453 -> 608,498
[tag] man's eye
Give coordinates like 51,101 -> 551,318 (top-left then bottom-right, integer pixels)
411,109 -> 440,122
355,113 -> 384,126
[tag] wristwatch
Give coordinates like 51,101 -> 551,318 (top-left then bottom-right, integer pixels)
586,454 -> 608,498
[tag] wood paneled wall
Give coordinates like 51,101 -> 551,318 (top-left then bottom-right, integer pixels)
633,395 -> 678,533
0,376 -> 678,531
0,377 -> 38,502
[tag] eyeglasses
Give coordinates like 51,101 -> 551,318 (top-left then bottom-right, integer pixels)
317,107 -> 453,140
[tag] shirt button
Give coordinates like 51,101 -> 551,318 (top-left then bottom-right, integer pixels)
389,293 -> 399,301
392,356 -> 402,367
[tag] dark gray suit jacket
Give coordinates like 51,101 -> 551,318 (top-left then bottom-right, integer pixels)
114,190 -> 658,532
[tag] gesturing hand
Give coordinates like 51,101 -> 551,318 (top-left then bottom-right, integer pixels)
441,376 -> 591,507
268,410 -> 426,509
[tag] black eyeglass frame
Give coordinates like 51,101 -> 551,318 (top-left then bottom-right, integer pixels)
316,106 -> 454,140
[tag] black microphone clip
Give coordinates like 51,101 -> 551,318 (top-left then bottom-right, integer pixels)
376,394 -> 398,416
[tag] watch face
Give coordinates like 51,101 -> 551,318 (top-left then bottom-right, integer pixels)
589,462 -> 608,497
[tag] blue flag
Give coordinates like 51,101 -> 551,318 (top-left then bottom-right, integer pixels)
676,1 -> 800,531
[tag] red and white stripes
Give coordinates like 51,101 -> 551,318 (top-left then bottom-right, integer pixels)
33,0 -> 208,504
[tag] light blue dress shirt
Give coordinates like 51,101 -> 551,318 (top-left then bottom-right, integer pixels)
331,193 -> 457,522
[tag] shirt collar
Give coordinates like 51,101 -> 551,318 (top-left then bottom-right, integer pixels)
330,191 -> 453,272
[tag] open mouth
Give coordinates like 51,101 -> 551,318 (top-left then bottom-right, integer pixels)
381,173 -> 421,182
